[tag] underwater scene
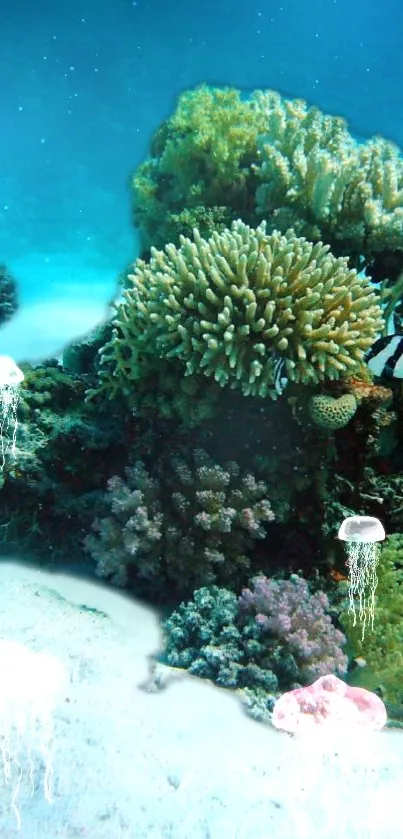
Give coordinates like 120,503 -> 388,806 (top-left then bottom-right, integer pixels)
0,0 -> 403,836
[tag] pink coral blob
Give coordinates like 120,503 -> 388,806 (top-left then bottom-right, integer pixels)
272,674 -> 387,734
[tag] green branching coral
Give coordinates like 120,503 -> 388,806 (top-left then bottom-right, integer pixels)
132,84 -> 266,251
254,90 -> 403,264
84,447 -> 274,598
97,220 -> 383,401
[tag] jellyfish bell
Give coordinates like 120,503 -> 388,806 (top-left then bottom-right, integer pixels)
0,355 -> 24,386
338,516 -> 385,544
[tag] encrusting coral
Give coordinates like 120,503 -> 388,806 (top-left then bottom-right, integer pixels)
96,220 -> 383,402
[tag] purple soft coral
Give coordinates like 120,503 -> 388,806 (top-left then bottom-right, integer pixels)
239,574 -> 348,682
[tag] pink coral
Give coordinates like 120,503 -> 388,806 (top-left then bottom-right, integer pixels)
239,575 -> 348,681
272,674 -> 387,734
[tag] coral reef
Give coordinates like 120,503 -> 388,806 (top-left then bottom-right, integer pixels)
161,574 -> 347,697
254,91 -> 403,266
84,448 -> 274,598
131,84 -> 266,251
95,220 -> 383,405
132,83 -> 403,275
0,361 -> 131,559
3,82 -> 403,732
239,573 -> 348,682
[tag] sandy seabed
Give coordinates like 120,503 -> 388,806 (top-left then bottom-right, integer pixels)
0,559 -> 402,839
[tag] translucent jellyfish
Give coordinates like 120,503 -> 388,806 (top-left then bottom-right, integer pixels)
338,516 -> 385,638
0,640 -> 66,828
0,356 -> 24,469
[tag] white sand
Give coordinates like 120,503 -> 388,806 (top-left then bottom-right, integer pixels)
0,559 -> 401,839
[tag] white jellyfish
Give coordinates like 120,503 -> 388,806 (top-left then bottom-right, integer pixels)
0,356 -> 24,469
338,516 -> 385,638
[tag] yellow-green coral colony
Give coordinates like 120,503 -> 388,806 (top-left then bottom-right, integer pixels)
131,84 -> 403,264
254,92 -> 403,260
98,221 -> 383,400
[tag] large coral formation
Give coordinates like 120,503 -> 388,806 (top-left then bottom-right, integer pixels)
131,85 -> 266,251
132,84 -> 403,273
254,91 -> 403,265
96,220 -> 383,403
84,448 -> 274,597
